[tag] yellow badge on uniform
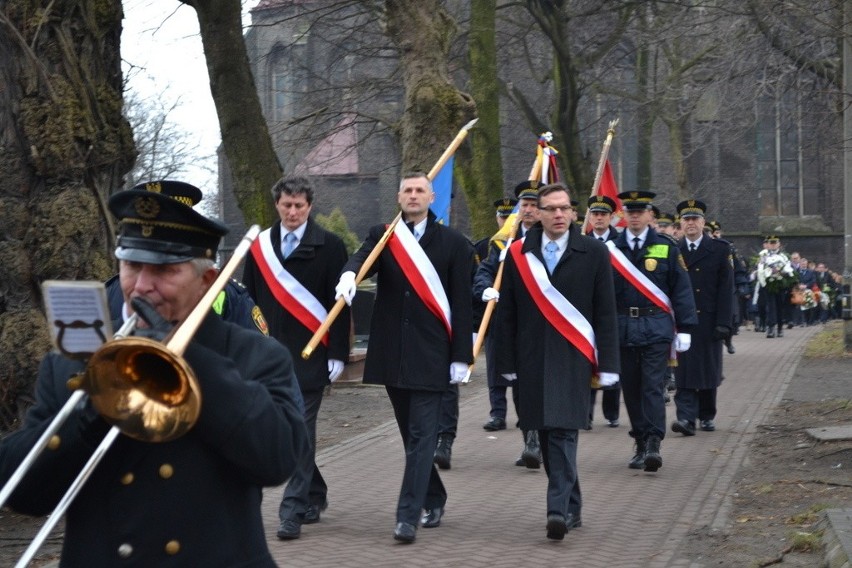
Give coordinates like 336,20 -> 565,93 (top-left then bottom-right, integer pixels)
252,305 -> 269,336
645,258 -> 658,272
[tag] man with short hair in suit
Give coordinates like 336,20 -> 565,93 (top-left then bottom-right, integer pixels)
243,175 -> 351,541
335,172 -> 474,543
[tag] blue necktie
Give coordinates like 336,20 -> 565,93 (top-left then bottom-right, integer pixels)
283,233 -> 297,258
544,241 -> 558,274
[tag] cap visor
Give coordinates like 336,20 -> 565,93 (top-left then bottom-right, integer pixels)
115,247 -> 194,265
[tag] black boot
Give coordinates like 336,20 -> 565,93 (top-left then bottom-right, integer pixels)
628,438 -> 646,469
776,326 -> 783,338
521,430 -> 542,469
433,434 -> 452,470
766,327 -> 775,338
725,337 -> 735,354
644,436 -> 662,472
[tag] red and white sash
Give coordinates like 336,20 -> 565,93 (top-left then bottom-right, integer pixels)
386,222 -> 452,338
250,228 -> 329,345
605,241 -> 673,314
509,241 -> 597,367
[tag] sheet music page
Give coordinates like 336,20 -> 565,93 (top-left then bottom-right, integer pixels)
42,281 -> 113,357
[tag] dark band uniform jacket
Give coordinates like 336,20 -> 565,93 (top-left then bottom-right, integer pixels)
0,314 -> 309,567
472,239 -> 516,389
243,217 -> 350,393
343,210 -> 474,390
612,227 -> 697,346
494,224 -> 620,431
676,237 -> 734,389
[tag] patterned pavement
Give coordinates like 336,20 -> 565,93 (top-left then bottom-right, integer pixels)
264,324 -> 819,567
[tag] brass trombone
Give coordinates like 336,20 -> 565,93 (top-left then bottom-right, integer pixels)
1,225 -> 261,568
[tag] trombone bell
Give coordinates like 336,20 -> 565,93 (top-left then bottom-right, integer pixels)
84,336 -> 201,443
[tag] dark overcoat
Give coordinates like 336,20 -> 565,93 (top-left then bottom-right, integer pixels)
343,211 -> 474,391
243,218 -> 350,393
494,225 -> 620,431
675,237 -> 734,389
611,228 -> 697,346
0,314 -> 308,567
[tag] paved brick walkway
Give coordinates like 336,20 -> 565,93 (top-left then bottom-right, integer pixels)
264,325 -> 818,567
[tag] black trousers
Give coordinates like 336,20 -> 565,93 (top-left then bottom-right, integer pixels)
386,386 -> 447,525
539,429 -> 581,519
437,384 -> 459,437
620,342 -> 670,440
674,388 -> 717,424
764,290 -> 786,329
279,388 -> 328,521
589,386 -> 620,422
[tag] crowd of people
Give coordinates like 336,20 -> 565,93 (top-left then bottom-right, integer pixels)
0,172 -> 844,565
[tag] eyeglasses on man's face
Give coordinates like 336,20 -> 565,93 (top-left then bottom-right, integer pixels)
538,205 -> 574,213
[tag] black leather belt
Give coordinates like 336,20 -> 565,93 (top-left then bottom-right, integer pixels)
618,306 -> 665,317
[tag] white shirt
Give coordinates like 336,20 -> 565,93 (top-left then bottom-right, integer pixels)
685,236 -> 703,251
408,217 -> 427,241
592,228 -> 611,241
626,227 -> 649,250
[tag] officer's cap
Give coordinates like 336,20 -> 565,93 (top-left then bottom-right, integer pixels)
764,235 -> 780,243
493,197 -> 518,217
676,199 -> 707,219
656,212 -> 675,226
587,195 -> 615,213
109,180 -> 228,265
617,190 -> 656,211
514,179 -> 542,200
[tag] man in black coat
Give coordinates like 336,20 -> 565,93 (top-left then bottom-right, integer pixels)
494,183 -> 620,540
585,194 -> 622,429
0,183 -> 309,567
335,172 -> 474,543
242,175 -> 350,540
672,201 -> 734,435
611,191 -> 697,473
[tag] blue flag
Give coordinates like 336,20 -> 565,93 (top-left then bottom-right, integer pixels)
430,156 -> 454,225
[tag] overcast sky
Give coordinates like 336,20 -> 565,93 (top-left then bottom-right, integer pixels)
121,1 -> 253,197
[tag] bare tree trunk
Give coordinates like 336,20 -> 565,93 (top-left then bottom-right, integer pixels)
0,0 -> 135,430
464,0 -> 503,239
181,0 -> 281,227
385,0 -> 476,174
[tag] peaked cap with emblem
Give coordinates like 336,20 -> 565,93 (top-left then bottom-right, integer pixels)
764,234 -> 780,243
617,190 -> 656,211
676,199 -> 707,218
656,211 -> 675,226
587,195 -> 615,213
514,179 -> 542,200
109,180 -> 228,264
493,197 -> 518,217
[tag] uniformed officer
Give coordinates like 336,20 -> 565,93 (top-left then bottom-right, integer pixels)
0,182 -> 309,566
474,180 -> 544,468
611,191 -> 697,472
672,201 -> 734,435
104,181 -> 269,335
585,195 -> 621,428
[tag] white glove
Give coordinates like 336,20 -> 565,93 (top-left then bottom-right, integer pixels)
675,333 -> 692,353
501,373 -> 518,382
449,362 -> 469,385
498,248 -> 508,262
328,359 -> 344,383
598,372 -> 619,387
481,287 -> 500,302
334,271 -> 357,305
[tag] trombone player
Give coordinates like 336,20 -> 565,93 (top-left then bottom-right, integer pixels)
0,183 -> 309,567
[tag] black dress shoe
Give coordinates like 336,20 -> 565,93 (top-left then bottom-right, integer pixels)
776,328 -> 784,338
565,513 -> 582,529
483,416 -> 507,431
515,456 -> 525,466
277,519 -> 301,540
607,419 -> 619,428
671,419 -> 696,436
546,514 -> 568,540
303,502 -> 327,524
421,507 -> 443,528
393,522 -> 416,543
700,419 -> 716,432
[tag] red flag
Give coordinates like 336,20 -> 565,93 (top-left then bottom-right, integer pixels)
598,160 -> 626,228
